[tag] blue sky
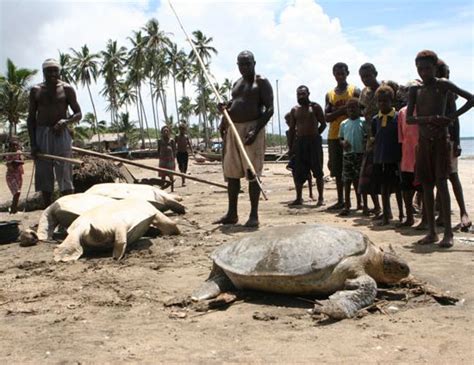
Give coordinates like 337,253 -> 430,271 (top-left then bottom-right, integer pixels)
1,0 -> 473,136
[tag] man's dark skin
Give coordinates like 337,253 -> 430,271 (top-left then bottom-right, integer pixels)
215,51 -> 274,227
288,86 -> 326,206
325,65 -> 360,209
434,63 -> 472,232
358,66 -> 381,216
407,56 -> 473,247
27,64 -> 82,207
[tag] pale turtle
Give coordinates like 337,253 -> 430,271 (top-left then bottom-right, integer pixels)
37,193 -> 116,241
192,225 -> 410,319
85,183 -> 185,214
54,198 -> 180,262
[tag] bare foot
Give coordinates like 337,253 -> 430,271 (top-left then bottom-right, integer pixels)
372,214 -> 383,221
288,199 -> 303,207
377,219 -> 390,226
438,235 -> 454,248
415,221 -> 427,231
416,233 -> 439,245
396,219 -> 415,228
315,199 -> 325,208
327,202 -> 344,211
338,208 -> 350,217
213,215 -> 238,225
244,217 -> 259,228
460,214 -> 472,233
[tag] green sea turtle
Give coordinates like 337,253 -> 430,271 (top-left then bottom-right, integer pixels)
192,225 -> 410,319
85,183 -> 185,214
54,198 -> 180,262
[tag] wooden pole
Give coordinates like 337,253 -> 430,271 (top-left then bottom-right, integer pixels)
0,152 -> 83,165
168,0 -> 268,201
71,146 -> 228,190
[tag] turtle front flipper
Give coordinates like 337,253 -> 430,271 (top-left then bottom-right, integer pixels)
191,264 -> 234,301
151,211 -> 180,236
313,274 -> 377,320
113,226 -> 128,260
54,232 -> 83,262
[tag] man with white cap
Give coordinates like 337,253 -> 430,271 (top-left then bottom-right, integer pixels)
27,58 -> 82,207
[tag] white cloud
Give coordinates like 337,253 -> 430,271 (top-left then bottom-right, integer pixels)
1,0 -> 473,137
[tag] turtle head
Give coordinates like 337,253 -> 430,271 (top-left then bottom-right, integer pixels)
380,251 -> 410,284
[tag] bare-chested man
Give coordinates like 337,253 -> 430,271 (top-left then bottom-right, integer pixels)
407,50 -> 473,247
287,86 -> 326,206
27,59 -> 82,207
215,50 -> 274,228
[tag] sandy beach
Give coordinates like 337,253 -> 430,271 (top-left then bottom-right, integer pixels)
0,155 -> 473,364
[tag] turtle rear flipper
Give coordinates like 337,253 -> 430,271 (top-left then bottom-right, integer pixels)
191,264 -> 233,301
313,275 -> 377,319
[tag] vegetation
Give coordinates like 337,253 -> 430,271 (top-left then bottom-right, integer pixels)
1,18 -> 287,151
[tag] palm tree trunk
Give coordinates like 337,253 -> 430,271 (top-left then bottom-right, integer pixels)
138,87 -> 152,148
173,76 -> 180,124
149,80 -> 159,147
86,82 -> 102,152
135,86 -> 146,149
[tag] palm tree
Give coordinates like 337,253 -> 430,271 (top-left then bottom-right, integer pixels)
58,51 -> 74,84
127,30 -> 148,148
176,51 -> 193,97
178,96 -> 193,124
189,30 -> 217,148
166,44 -> 186,124
69,44 -> 102,150
143,18 -> 171,136
221,78 -> 233,101
101,39 -> 127,135
0,59 -> 37,137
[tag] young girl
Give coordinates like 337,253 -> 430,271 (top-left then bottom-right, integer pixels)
5,137 -> 24,214
158,125 -> 176,191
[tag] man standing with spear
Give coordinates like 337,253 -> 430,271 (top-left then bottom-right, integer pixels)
215,51 -> 274,227
168,1 -> 273,228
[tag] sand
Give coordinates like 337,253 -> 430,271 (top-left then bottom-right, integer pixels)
0,156 -> 473,364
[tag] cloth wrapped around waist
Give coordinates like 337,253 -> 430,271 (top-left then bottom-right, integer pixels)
223,120 -> 265,180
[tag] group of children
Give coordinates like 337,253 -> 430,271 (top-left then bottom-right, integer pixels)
287,49 -> 473,248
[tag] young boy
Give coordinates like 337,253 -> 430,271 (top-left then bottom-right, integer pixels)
325,62 -> 360,210
358,63 -> 382,216
397,82 -> 421,227
158,125 -> 176,192
372,85 -> 401,226
288,86 -> 326,206
407,50 -> 473,247
338,98 -> 366,216
175,122 -> 194,187
434,60 -> 471,232
5,137 -> 24,214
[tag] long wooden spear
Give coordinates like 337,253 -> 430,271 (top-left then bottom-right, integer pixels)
168,0 -> 268,200
0,151 -> 83,165
71,146 -> 228,190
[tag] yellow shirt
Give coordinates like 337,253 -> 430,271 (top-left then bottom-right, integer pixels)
327,84 -> 356,140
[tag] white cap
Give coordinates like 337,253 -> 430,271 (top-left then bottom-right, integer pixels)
42,58 -> 61,70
